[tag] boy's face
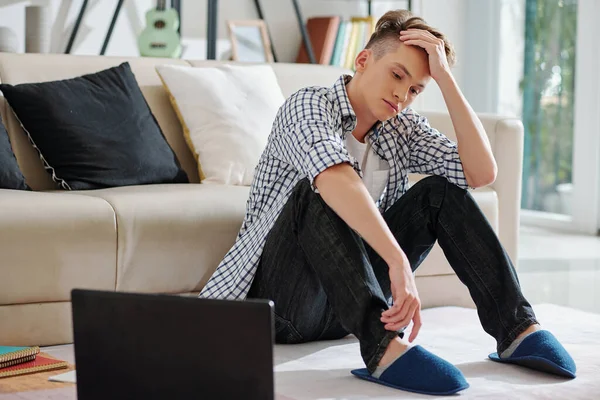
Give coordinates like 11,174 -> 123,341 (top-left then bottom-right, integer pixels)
355,42 -> 431,122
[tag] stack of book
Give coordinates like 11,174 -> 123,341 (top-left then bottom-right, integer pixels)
0,346 -> 68,378
296,16 -> 375,70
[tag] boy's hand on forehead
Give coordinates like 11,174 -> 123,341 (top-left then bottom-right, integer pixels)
399,29 -> 452,82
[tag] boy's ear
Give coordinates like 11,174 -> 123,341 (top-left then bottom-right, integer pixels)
354,49 -> 371,73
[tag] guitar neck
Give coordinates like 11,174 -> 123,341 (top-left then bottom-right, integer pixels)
157,0 -> 167,11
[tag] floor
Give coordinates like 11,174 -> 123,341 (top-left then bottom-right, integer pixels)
37,304 -> 600,400
22,225 -> 600,399
517,225 -> 600,314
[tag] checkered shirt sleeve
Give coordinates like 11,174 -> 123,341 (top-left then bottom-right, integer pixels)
270,89 -> 358,191
407,111 -> 469,189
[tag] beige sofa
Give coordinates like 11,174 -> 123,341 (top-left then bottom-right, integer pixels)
0,53 -> 523,347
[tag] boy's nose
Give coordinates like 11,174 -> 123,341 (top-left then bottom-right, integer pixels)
394,90 -> 408,103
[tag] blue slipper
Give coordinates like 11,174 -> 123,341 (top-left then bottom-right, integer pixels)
351,345 -> 469,395
489,330 -> 576,378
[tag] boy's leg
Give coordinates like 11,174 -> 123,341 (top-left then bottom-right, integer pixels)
247,178 -> 399,373
363,175 -> 538,356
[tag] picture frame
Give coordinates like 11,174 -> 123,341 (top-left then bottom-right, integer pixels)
226,20 -> 274,63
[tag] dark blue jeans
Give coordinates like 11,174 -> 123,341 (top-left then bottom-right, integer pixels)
247,176 -> 538,373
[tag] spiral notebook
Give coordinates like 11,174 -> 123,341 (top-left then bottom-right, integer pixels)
0,346 -> 40,369
0,355 -> 68,379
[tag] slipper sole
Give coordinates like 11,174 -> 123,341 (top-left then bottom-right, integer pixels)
489,352 -> 576,378
351,368 -> 469,395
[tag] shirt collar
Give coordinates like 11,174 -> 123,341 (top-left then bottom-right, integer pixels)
332,75 -> 356,134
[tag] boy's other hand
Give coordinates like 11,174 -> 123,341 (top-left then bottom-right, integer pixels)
382,262 -> 422,342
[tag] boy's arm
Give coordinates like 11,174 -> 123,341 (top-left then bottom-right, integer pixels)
280,115 -> 409,269
400,29 -> 497,188
436,73 -> 497,188
314,163 -> 423,341
407,111 -> 470,190
314,163 -> 407,269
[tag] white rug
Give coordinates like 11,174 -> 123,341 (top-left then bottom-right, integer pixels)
33,304 -> 600,400
273,304 -> 600,400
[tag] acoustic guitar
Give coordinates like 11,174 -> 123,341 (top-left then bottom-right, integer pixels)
138,0 -> 182,58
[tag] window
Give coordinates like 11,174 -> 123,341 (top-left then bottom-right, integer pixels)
496,0 -> 600,233
521,0 -> 577,215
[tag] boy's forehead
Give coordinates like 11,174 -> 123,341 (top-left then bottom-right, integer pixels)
389,43 -> 428,62
384,45 -> 431,79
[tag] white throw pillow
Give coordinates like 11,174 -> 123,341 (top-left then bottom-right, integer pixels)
156,64 -> 285,185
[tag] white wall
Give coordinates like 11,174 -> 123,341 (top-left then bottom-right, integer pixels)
0,0 -> 473,111
0,1 -> 435,60
414,0 -> 467,111
0,0 -> 158,55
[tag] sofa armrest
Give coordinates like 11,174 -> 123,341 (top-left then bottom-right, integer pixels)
0,190 -> 117,305
480,115 -> 524,266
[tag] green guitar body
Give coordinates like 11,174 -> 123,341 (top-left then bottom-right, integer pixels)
138,7 -> 182,58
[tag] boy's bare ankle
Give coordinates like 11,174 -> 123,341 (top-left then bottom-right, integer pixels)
516,323 -> 541,340
378,336 -> 410,367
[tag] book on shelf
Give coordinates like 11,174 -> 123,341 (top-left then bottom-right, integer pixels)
296,16 -> 341,64
329,20 -> 348,66
297,15 -> 375,70
0,355 -> 68,379
0,346 -> 40,369
344,16 -> 375,69
343,20 -> 359,69
333,20 -> 352,67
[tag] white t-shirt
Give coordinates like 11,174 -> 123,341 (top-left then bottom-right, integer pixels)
345,132 -> 390,202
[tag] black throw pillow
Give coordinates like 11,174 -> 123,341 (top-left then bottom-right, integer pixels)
0,62 -> 188,190
0,114 -> 28,190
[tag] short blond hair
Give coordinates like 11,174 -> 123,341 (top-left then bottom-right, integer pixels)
365,10 -> 456,67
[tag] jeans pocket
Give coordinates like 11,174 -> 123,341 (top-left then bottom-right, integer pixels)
274,313 -> 304,344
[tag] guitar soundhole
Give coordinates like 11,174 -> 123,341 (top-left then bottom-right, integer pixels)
154,20 -> 166,29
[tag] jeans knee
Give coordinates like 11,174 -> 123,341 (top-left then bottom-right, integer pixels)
413,175 -> 470,204
406,176 -> 447,206
417,175 -> 448,188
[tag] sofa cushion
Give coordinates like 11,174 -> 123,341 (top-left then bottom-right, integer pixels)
0,53 -> 197,190
0,191 -> 117,305
0,62 -> 189,190
155,64 -> 285,185
73,180 -> 497,293
72,184 -> 251,294
0,114 -> 28,190
186,60 -> 352,100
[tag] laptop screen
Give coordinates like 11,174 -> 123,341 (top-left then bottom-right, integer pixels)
71,289 -> 274,400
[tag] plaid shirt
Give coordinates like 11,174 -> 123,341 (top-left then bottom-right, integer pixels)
199,75 -> 468,300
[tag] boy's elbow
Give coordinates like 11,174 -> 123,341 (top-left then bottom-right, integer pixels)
479,172 -> 497,188
485,161 -> 498,185
465,162 -> 497,188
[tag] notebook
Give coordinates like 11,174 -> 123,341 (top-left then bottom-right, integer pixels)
0,346 -> 40,369
0,355 -> 68,379
48,369 -> 76,383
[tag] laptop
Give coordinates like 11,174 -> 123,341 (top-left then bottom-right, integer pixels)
71,289 -> 274,400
